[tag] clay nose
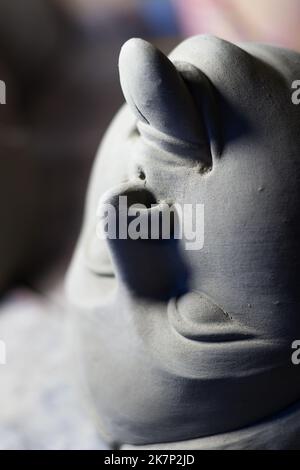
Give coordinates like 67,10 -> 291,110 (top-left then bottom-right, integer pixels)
98,182 -> 189,301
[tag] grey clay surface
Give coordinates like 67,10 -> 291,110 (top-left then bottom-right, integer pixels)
66,35 -> 300,449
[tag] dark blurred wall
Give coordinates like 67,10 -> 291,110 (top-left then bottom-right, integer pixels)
0,0 -> 180,293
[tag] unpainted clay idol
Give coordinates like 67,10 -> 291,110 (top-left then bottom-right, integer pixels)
66,36 -> 300,449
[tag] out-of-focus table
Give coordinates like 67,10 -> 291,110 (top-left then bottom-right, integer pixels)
0,286 -> 108,450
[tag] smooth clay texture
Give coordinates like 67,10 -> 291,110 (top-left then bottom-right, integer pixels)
66,35 -> 300,449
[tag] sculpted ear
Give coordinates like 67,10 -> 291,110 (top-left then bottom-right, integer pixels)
118,38 -> 208,150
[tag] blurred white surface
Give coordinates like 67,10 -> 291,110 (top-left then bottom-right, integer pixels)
0,288 -> 108,450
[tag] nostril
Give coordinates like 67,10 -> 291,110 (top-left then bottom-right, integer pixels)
138,168 -> 146,181
101,182 -> 157,209
98,182 -> 189,300
122,186 -> 155,207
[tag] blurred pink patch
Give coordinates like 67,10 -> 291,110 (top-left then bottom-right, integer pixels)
173,0 -> 300,50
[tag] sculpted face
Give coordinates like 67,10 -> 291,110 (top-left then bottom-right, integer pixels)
66,36 -> 300,446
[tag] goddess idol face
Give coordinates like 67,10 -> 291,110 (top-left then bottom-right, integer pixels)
66,36 -> 300,446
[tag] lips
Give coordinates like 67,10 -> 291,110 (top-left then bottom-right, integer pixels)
168,291 -> 255,343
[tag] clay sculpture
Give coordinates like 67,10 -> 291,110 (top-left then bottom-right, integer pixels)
66,35 -> 300,449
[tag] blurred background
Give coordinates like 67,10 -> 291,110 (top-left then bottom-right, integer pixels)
0,0 -> 299,450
